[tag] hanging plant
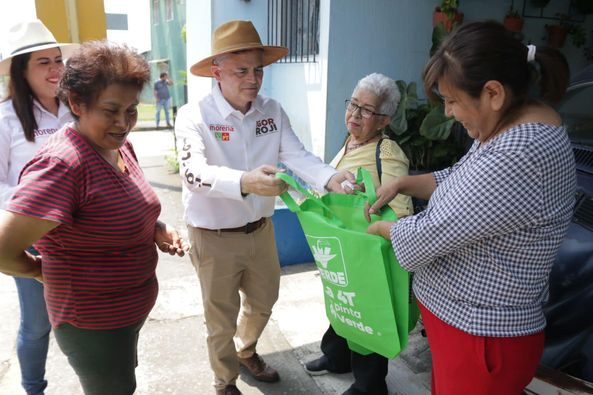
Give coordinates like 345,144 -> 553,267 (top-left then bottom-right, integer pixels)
504,4 -> 524,32
433,0 -> 464,33
546,24 -> 570,48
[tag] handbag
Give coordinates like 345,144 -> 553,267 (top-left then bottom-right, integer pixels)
277,168 -> 418,358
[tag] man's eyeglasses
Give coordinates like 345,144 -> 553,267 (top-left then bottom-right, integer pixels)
345,100 -> 387,119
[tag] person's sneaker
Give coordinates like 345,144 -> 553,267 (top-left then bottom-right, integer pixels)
304,355 -> 351,376
215,384 -> 242,395
238,353 -> 280,382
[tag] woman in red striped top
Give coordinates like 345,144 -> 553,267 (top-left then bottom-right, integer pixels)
0,41 -> 188,395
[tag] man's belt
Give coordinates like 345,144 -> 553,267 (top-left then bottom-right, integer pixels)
200,217 -> 267,234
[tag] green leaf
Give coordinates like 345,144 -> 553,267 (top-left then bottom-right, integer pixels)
410,135 -> 428,146
397,134 -> 412,145
391,81 -> 408,135
391,79 -> 467,171
430,24 -> 447,56
419,104 -> 455,140
432,143 -> 451,159
396,80 -> 418,111
396,80 -> 407,95
390,104 -> 408,135
406,82 -> 418,109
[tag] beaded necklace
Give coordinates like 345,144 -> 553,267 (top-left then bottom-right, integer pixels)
346,134 -> 380,153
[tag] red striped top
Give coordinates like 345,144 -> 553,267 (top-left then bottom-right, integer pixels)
7,126 -> 161,329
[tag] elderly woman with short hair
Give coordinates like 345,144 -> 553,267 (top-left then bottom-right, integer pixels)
304,73 -> 412,395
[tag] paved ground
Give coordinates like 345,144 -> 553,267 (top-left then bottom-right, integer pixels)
0,128 -> 432,394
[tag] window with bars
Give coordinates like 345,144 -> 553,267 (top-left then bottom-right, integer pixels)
267,0 -> 320,63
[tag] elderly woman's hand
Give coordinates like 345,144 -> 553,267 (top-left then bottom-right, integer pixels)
154,221 -> 190,257
325,170 -> 360,194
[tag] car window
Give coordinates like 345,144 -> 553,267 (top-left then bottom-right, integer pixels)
558,84 -> 593,146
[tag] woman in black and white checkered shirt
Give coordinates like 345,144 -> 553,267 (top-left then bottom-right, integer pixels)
367,21 -> 575,395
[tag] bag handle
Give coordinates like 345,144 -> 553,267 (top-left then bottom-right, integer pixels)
277,189 -> 301,213
276,173 -> 303,213
356,167 -> 399,221
276,172 -> 317,201
278,168 -> 378,212
355,167 -> 378,206
277,169 -> 394,223
276,172 -> 333,214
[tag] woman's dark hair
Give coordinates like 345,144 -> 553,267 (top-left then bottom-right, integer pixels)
424,21 -> 569,117
58,41 -> 150,117
4,52 -> 37,142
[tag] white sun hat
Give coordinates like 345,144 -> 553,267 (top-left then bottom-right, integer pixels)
0,19 -> 79,75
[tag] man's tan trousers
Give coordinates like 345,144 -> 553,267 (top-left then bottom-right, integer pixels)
187,219 -> 281,389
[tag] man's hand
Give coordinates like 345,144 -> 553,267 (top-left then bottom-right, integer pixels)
325,170 -> 358,194
364,178 -> 402,221
367,220 -> 394,241
240,165 -> 288,196
154,221 -> 190,257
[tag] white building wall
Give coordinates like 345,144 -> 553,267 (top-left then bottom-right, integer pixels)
186,0 -> 212,105
104,0 -> 150,53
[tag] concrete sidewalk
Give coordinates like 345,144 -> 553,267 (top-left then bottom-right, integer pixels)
0,130 -> 432,395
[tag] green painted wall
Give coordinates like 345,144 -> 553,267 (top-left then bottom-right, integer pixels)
150,0 -> 187,111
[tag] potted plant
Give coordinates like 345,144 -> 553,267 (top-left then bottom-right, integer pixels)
546,14 -> 586,49
386,81 -> 468,172
546,14 -> 571,48
504,4 -> 524,32
546,24 -> 569,48
433,0 -> 464,33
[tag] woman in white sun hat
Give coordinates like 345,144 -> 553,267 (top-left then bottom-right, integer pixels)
0,19 -> 78,395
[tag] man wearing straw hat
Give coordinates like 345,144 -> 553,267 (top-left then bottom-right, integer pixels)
176,20 -> 355,395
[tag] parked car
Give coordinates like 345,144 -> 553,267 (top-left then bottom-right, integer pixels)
540,65 -> 593,385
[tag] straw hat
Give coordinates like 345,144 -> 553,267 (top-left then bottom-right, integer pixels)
190,20 -> 288,77
0,19 -> 79,75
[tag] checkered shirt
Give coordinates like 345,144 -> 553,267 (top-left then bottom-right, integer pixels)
391,123 -> 576,337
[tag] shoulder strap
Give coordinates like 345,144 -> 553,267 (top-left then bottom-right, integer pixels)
376,138 -> 384,182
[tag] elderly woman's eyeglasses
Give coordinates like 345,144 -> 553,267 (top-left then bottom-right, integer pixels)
345,100 -> 386,119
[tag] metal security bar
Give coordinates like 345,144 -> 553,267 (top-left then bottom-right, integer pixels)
268,0 -> 320,63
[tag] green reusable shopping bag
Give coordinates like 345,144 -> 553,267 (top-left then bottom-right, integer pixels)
277,168 -> 418,358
